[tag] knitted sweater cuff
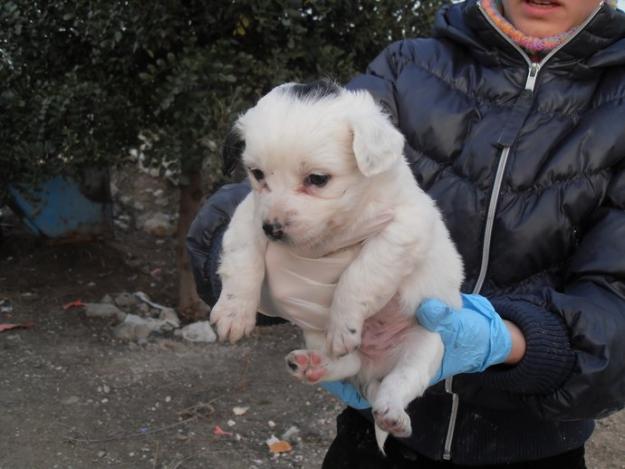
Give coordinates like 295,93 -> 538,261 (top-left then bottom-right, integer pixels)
480,297 -> 576,395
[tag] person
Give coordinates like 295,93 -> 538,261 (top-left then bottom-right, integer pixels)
187,0 -> 625,467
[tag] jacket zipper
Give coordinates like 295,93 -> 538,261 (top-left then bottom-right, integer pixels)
441,1 -> 605,461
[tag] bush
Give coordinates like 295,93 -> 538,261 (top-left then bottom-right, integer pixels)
0,0 -> 448,195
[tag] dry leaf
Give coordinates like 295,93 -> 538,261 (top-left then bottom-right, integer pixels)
266,435 -> 292,454
0,321 -> 33,332
213,425 -> 233,437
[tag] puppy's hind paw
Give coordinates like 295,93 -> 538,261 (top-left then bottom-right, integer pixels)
285,350 -> 328,384
372,404 -> 412,439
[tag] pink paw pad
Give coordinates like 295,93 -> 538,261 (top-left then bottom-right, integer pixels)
285,350 -> 327,384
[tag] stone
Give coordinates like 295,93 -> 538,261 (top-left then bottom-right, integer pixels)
83,303 -> 126,322
114,292 -> 139,309
142,213 -> 175,237
176,321 -> 216,343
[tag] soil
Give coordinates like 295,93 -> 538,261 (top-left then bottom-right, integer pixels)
0,216 -> 623,469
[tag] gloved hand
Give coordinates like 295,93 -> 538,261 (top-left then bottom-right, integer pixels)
320,294 -> 513,408
417,294 -> 512,383
320,381 -> 372,410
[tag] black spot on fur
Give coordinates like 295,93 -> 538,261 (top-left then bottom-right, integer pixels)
222,128 -> 245,177
288,79 -> 340,101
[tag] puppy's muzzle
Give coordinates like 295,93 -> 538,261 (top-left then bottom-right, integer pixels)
262,222 -> 284,241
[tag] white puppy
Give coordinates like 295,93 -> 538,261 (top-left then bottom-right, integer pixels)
211,81 -> 464,450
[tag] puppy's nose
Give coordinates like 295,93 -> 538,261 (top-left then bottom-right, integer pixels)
262,222 -> 284,240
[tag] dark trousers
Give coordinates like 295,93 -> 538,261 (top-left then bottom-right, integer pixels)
322,408 -> 587,469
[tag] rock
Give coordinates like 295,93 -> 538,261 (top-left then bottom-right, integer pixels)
135,303 -> 150,315
0,298 -> 13,314
113,313 -> 177,342
114,220 -> 129,231
112,314 -> 153,342
233,406 -> 249,416
83,303 -> 126,322
281,425 -> 301,445
176,321 -> 216,343
143,213 -> 175,237
158,308 -> 180,330
100,294 -> 114,304
114,292 -> 139,309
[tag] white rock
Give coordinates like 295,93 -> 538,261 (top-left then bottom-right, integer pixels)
281,425 -> 301,444
114,292 -> 139,309
83,303 -> 126,321
232,406 -> 249,416
142,213 -> 175,237
158,308 -> 180,330
176,321 -> 216,343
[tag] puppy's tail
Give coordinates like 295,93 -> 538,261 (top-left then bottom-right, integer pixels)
374,425 -> 389,455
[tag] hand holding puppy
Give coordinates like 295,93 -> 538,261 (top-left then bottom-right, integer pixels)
322,294 -> 518,408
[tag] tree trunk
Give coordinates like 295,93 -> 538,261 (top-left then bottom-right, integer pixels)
176,170 -> 209,322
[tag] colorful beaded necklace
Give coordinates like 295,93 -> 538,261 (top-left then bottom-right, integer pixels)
480,0 -> 613,54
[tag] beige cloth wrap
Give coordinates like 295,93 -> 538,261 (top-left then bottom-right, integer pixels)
259,212 -> 394,332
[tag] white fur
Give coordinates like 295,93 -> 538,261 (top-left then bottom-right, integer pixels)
211,83 -> 464,452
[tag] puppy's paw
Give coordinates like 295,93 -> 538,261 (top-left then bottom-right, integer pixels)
326,315 -> 362,357
372,401 -> 412,438
285,350 -> 328,384
210,294 -> 257,344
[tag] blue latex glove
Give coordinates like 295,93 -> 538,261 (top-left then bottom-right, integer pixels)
320,294 -> 513,407
320,381 -> 371,409
418,294 -> 513,384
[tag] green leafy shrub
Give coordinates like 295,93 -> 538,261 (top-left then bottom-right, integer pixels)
0,0 -> 447,196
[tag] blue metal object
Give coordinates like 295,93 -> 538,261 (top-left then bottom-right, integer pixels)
7,169 -> 113,239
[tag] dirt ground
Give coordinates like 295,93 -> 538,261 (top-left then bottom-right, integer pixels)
0,216 -> 624,469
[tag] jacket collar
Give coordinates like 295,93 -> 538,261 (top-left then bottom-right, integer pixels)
433,0 -> 625,72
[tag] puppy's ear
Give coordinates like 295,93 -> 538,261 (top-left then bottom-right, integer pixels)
221,126 -> 245,177
350,107 -> 405,177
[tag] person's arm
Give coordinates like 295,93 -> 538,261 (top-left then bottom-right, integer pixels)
461,163 -> 625,420
187,181 -> 250,308
502,320 -> 526,365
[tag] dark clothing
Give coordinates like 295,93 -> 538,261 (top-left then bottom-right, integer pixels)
322,407 -> 587,469
187,0 -> 625,464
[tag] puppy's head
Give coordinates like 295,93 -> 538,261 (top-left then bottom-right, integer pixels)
234,80 -> 404,247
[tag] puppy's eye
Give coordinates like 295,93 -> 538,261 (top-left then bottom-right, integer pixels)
304,174 -> 330,187
250,168 -> 265,181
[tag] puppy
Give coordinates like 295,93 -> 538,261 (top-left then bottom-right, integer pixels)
211,81 -> 464,450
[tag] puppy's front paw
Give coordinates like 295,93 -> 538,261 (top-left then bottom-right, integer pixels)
210,294 -> 257,344
326,315 -> 362,357
372,400 -> 412,438
285,350 -> 328,384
